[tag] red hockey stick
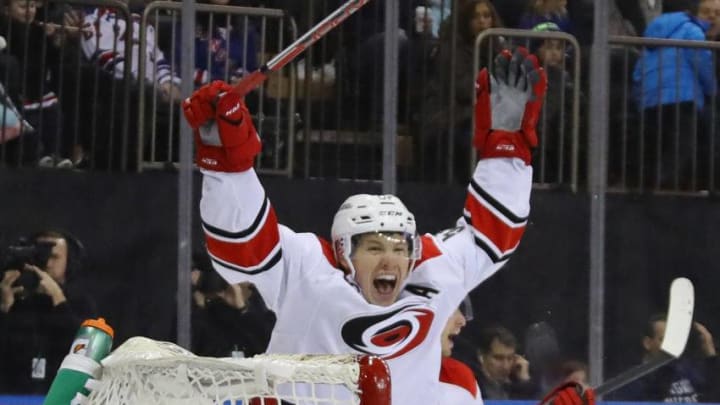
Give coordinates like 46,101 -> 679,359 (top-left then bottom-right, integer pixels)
232,0 -> 372,97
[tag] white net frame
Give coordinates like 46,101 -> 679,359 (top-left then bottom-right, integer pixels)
88,337 -> 390,405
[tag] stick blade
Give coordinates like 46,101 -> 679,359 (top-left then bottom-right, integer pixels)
660,277 -> 695,357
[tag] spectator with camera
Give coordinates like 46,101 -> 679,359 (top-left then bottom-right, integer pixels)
189,251 -> 275,358
0,230 -> 97,394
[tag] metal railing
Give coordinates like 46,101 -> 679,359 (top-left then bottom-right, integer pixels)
608,35 -> 720,194
475,28 -> 582,192
137,3 -> 297,176
0,0 -> 133,170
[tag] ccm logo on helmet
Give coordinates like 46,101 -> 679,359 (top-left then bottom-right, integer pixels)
341,305 -> 434,360
378,211 -> 404,216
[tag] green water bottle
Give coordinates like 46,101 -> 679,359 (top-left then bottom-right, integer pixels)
43,318 -> 115,405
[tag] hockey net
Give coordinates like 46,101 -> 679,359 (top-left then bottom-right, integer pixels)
88,337 -> 391,405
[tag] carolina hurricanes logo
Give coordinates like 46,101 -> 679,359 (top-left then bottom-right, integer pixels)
341,305 -> 434,360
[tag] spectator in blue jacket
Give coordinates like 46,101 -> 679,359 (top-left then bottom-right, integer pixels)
632,0 -> 717,190
175,5 -> 258,88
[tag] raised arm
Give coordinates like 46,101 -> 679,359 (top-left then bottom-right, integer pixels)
183,81 -> 288,311
424,48 -> 546,290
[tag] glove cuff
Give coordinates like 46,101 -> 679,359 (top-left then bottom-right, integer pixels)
194,131 -> 259,172
476,129 -> 533,165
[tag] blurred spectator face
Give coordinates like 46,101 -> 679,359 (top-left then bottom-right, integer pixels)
6,0 -> 37,24
441,309 -> 467,357
698,0 -> 720,29
535,0 -> 567,14
37,236 -> 68,284
479,338 -> 517,383
564,369 -> 588,384
538,39 -> 565,67
470,2 -> 495,37
643,320 -> 666,356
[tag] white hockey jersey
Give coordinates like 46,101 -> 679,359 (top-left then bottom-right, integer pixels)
440,357 -> 484,405
81,9 -> 180,86
199,158 -> 531,405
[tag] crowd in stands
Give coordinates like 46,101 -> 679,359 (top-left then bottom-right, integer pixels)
1,0 -> 720,190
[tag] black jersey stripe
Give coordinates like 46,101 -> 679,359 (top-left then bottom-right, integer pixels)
203,196 -> 269,240
210,248 -> 282,275
469,179 -> 528,224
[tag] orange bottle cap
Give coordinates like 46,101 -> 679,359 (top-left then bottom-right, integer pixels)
81,317 -> 115,339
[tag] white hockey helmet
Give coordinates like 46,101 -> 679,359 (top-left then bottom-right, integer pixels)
331,194 -> 421,276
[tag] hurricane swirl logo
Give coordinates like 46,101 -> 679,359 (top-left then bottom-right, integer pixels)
341,305 -> 434,360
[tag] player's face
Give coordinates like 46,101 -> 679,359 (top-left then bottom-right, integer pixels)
38,237 -> 68,284
480,339 -> 516,383
441,309 -> 467,357
351,233 -> 412,307
7,0 -> 37,23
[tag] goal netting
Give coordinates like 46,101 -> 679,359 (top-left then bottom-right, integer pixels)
87,337 -> 391,405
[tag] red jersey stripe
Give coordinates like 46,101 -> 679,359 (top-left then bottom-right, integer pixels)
465,194 -> 526,255
205,207 -> 280,269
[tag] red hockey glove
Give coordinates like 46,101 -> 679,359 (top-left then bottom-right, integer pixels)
539,382 -> 596,405
182,80 -> 261,172
474,47 -> 547,165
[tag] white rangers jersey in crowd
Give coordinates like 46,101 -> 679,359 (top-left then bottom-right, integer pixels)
81,9 -> 180,86
440,357 -> 484,405
200,157 -> 531,405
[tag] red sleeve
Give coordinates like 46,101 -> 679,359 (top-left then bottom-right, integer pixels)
464,178 -> 527,263
440,357 -> 479,398
204,196 -> 282,275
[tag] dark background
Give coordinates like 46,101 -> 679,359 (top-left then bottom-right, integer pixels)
0,170 -> 717,378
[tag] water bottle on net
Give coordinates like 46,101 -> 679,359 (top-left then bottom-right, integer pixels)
43,317 -> 114,405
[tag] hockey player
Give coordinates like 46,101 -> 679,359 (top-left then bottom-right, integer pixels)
183,47 -> 594,405
439,308 -> 484,404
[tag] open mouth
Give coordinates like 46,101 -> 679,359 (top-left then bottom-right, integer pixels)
373,274 -> 397,295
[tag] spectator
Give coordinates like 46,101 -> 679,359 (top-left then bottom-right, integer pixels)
79,1 -> 181,169
190,252 -> 275,358
174,1 -> 259,89
632,0 -> 716,189
557,359 -> 589,385
611,314 -> 720,402
0,0 -> 80,167
0,50 -> 38,167
699,0 -> 720,38
492,0 -> 530,29
439,308 -> 483,404
0,230 -> 97,394
475,325 -> 539,399
424,0 -> 504,182
81,5 -> 180,104
531,22 -> 581,184
518,0 -> 572,34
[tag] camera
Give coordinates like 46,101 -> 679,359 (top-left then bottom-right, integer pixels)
0,238 -> 55,295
